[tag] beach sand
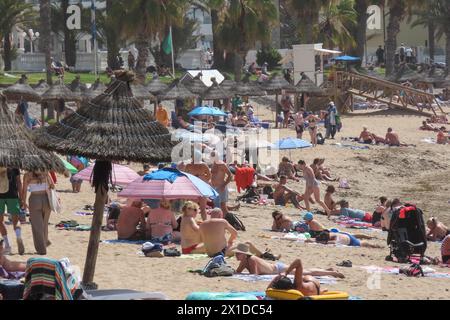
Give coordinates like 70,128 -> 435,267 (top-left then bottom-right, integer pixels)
7,101 -> 450,300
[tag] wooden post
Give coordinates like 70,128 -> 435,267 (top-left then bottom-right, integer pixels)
41,104 -> 45,124
275,93 -> 278,128
81,183 -> 108,287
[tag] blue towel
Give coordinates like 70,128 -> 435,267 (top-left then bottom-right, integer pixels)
143,168 -> 184,183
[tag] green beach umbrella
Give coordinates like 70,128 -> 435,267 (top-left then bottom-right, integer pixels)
62,159 -> 78,174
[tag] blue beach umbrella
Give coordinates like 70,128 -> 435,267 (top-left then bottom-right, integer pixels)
333,55 -> 361,62
272,137 -> 312,158
188,106 -> 227,117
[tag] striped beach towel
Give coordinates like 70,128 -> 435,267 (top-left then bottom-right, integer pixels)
23,258 -> 79,300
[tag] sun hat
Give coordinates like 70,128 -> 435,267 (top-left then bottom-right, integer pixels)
232,243 -> 254,256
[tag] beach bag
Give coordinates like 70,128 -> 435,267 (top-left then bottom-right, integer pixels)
262,186 -> 274,199
0,168 -> 9,194
316,133 -> 325,145
204,265 -> 235,277
225,212 -> 246,231
400,264 -> 424,277
47,189 -> 62,214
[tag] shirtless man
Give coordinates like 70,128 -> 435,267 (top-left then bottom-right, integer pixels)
293,111 -> 305,139
273,176 -> 304,210
426,217 -> 449,241
359,126 -> 374,144
180,201 -> 205,254
303,212 -> 325,238
185,154 -> 211,220
278,157 -> 298,181
210,151 -> 233,215
271,211 -> 294,232
199,208 -> 238,257
385,128 -> 403,146
324,185 -> 336,211
233,243 -> 344,279
297,160 -> 330,215
116,200 -> 146,240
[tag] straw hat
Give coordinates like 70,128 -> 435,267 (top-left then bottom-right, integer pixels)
232,243 -> 254,256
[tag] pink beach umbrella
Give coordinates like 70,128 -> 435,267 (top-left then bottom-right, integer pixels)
118,168 -> 218,200
73,163 -> 139,185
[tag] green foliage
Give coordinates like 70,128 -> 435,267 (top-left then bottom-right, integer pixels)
256,47 -> 282,70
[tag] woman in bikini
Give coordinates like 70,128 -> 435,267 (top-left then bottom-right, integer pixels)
307,114 -> 319,147
180,202 -> 205,255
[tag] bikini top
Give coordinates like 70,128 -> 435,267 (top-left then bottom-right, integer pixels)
29,183 -> 48,193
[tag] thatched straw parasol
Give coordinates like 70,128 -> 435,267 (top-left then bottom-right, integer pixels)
201,78 -> 233,101
181,73 -> 208,95
0,93 -> 65,173
232,74 -> 266,97
295,73 -> 325,96
158,79 -> 199,101
260,74 -> 297,128
83,79 -> 107,101
130,82 -> 156,101
33,79 -> 50,95
41,80 -> 83,102
2,83 -> 41,103
220,79 -> 237,92
145,77 -> 169,96
67,76 -> 88,94
34,70 -> 175,287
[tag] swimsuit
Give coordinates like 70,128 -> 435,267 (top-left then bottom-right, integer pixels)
182,244 -> 200,254
337,232 -> 361,247
275,262 -> 287,274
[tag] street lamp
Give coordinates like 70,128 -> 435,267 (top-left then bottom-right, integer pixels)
22,29 -> 40,53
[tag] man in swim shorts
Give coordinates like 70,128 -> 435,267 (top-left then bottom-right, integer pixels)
210,151 -> 233,215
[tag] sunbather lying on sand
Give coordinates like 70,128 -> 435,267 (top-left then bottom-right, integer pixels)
307,230 -> 382,248
329,200 -> 373,222
233,243 -> 344,278
420,121 -> 440,131
271,211 -> 294,232
268,259 -> 327,296
0,239 -> 26,274
426,217 -> 449,241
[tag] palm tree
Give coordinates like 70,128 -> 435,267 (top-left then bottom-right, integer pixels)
102,0 -> 127,69
286,0 -> 329,44
0,0 -> 34,71
430,0 -> 450,70
216,0 -> 278,81
410,3 -> 438,62
39,0 -> 52,84
124,0 -> 188,82
316,0 -> 357,52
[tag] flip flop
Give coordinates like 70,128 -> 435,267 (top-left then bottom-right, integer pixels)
337,260 -> 352,267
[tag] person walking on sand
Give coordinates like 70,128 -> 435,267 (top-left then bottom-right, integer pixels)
22,171 -> 54,255
0,168 -> 24,255
297,160 -> 330,215
210,151 -> 233,215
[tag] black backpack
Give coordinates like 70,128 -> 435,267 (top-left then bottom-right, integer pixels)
225,212 -> 246,231
317,133 -> 325,145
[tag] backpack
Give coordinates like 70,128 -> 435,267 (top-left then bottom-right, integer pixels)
400,264 -> 424,277
262,186 -> 274,199
204,264 -> 235,277
316,133 -> 325,145
225,212 -> 246,231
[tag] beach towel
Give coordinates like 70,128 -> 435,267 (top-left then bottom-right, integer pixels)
178,254 -> 209,259
186,291 -> 262,300
360,266 -> 450,279
101,239 -> 147,245
23,258 -> 80,300
74,211 -> 93,216
230,274 -> 337,285
0,266 -> 25,280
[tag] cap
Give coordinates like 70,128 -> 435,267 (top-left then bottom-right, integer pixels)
303,212 -> 314,221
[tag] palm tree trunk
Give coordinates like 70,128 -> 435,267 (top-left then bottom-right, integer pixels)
428,21 -> 435,62
3,33 -> 12,71
135,34 -> 149,83
446,32 -> 450,72
211,9 -> 225,69
39,0 -> 53,84
62,0 -> 76,68
304,14 -> 314,43
234,53 -> 243,82
385,2 -> 405,76
355,0 -> 368,60
106,0 -> 120,69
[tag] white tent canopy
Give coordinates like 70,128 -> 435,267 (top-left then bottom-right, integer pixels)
182,70 -> 225,87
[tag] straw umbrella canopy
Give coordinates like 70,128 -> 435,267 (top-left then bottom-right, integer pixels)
201,78 -> 233,101
2,83 -> 41,103
295,73 -> 325,96
83,79 -> 107,101
220,79 -> 237,92
181,74 -> 208,95
0,93 -> 65,173
33,80 -> 50,95
41,81 -> 83,102
34,70 -> 176,286
232,74 -> 266,97
130,82 -> 156,101
145,77 -> 169,96
260,74 -> 297,128
67,76 -> 88,94
157,79 -> 199,101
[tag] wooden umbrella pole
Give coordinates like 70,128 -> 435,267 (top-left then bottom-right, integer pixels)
275,93 -> 278,129
81,184 -> 108,287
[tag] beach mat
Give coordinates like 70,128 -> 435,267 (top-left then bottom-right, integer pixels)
360,265 -> 450,278
230,274 -> 337,285
186,291 -> 264,300
102,239 -> 147,245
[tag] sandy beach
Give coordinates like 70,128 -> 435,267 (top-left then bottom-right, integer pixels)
6,100 -> 450,300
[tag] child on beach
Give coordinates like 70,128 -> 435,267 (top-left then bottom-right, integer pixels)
324,185 -> 337,211
372,196 -> 387,227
